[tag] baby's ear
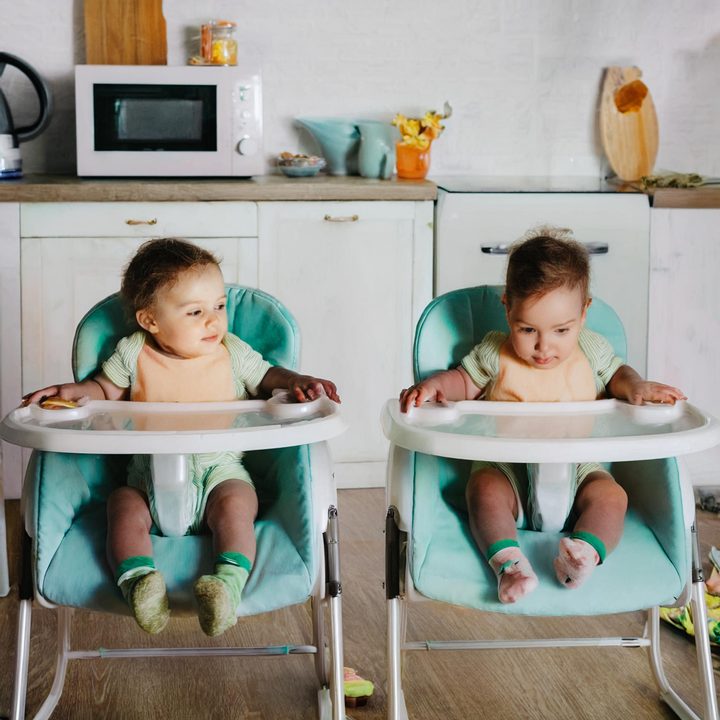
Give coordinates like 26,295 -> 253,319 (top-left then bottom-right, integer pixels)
136,309 -> 158,334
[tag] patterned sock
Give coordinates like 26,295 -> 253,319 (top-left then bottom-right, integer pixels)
554,531 -> 606,589
194,552 -> 252,637
486,539 -> 538,604
116,556 -> 170,634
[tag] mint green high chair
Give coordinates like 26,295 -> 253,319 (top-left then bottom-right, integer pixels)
382,286 -> 720,720
4,286 -> 349,720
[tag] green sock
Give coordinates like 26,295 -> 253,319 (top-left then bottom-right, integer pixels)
116,555 -> 155,603
116,556 -> 170,635
194,552 -> 252,637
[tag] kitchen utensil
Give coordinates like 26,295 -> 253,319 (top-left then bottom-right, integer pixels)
357,123 -> 396,179
85,0 -> 167,65
0,53 -> 53,179
600,66 -> 658,182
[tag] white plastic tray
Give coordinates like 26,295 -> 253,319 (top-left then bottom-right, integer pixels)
381,398 -> 720,464
1,393 -> 347,455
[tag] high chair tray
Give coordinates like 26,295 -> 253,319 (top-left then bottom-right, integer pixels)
1,395 -> 346,454
382,398 -> 720,463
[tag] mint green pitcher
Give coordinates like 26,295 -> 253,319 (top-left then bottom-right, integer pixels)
357,123 -> 397,180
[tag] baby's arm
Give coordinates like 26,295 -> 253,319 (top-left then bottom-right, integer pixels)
259,367 -> 340,404
22,370 -> 128,406
400,367 -> 482,413
607,365 -> 686,406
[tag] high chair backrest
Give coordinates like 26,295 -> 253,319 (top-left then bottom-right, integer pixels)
72,285 -> 300,382
413,285 -> 627,382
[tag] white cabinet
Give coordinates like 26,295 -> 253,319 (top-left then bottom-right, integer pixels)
648,209 -> 720,485
258,201 -> 433,487
436,192 -> 651,373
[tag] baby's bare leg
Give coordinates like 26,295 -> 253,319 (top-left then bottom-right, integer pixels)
466,468 -> 538,604
106,486 -> 153,573
555,470 -> 628,589
107,486 -> 169,634
195,479 -> 258,637
204,479 -> 258,561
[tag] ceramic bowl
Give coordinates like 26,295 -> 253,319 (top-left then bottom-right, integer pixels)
277,156 -> 327,177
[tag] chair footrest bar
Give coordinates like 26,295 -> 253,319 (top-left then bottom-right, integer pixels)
403,637 -> 650,651
68,645 -> 317,659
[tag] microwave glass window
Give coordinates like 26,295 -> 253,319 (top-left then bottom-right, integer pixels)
93,84 -> 217,152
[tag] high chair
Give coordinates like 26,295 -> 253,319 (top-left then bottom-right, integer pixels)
382,285 -> 720,720
2,286 -> 349,720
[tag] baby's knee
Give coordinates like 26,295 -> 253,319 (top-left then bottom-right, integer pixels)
579,476 -> 628,514
466,469 -> 514,508
107,486 -> 151,522
206,482 -> 257,525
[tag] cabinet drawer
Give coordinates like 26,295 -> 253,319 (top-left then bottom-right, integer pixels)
20,202 -> 257,238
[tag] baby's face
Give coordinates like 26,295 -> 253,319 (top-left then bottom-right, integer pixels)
139,264 -> 228,359
505,287 -> 589,370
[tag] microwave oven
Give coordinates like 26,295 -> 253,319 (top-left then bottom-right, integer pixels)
75,65 -> 263,177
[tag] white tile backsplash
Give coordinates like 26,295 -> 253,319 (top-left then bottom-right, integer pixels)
0,0 -> 718,176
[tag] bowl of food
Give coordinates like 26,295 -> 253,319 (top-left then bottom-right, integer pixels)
277,153 -> 327,177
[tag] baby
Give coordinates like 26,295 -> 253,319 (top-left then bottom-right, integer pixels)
24,238 -> 341,635
400,229 -> 685,604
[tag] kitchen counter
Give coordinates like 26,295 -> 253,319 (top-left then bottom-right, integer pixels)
644,186 -> 720,209
0,174 -> 437,203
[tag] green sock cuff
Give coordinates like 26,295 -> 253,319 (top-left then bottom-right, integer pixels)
115,556 -> 155,584
215,552 -> 252,573
485,539 -> 520,562
570,532 -> 607,564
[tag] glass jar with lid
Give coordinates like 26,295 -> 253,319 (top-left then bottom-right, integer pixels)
201,21 -> 237,65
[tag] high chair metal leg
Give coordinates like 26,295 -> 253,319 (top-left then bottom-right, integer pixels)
312,594 -> 329,689
33,608 -> 71,720
386,507 -> 409,720
648,521 -> 719,720
11,529 -> 33,720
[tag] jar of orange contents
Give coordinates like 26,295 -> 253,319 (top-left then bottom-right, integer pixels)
396,141 -> 431,180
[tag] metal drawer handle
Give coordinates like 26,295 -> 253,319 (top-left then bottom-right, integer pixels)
324,214 -> 359,223
481,242 -> 609,256
126,218 -> 158,226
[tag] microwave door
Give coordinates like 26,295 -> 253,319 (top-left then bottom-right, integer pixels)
80,81 -> 232,176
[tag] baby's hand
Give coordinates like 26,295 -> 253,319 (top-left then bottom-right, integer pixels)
627,381 -> 687,406
399,381 -> 447,413
22,383 -> 83,407
288,375 -> 341,404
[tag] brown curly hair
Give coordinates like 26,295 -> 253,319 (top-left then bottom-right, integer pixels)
120,238 -> 221,315
504,227 -> 590,309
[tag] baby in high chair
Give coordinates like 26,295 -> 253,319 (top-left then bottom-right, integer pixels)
24,238 -> 341,636
400,229 -> 685,604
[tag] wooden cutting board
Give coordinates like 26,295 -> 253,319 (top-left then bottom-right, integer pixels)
85,0 -> 167,65
600,66 -> 658,181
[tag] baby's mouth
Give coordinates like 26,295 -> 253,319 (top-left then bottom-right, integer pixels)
533,356 -> 555,365
202,334 -> 218,342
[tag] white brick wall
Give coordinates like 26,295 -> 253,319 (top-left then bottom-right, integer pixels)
0,0 -> 718,176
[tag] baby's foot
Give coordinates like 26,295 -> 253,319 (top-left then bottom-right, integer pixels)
488,547 -> 538,604
194,575 -> 238,637
554,537 -> 600,589
130,571 -> 170,634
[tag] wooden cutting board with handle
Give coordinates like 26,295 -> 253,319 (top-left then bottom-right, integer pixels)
85,0 -> 167,65
600,66 -> 658,181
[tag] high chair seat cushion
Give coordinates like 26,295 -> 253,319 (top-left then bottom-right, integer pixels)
410,454 -> 688,616
414,286 -> 627,382
27,446 -> 318,616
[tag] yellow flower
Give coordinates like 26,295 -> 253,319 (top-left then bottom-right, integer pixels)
401,134 -> 430,150
420,111 -> 443,130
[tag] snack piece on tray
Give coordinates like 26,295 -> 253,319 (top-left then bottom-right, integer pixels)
39,396 -> 79,410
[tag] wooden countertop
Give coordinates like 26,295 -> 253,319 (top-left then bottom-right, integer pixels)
0,174 -> 437,203
645,186 -> 720,209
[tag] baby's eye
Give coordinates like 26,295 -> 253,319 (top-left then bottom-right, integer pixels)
520,327 -> 535,334
556,328 -> 569,334
188,309 -> 201,316
216,303 -> 226,311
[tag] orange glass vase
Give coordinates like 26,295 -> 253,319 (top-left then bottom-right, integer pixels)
396,141 -> 431,179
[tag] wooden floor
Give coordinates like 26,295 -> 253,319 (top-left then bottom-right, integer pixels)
1,489 -> 718,719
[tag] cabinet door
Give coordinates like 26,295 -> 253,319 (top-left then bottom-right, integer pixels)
436,193 -> 651,372
258,202 -> 430,484
649,209 -> 720,485
21,236 -> 258,392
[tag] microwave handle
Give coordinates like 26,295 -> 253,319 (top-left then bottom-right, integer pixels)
481,242 -> 609,256
126,218 -> 158,226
